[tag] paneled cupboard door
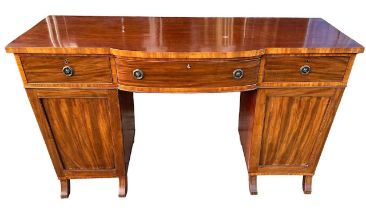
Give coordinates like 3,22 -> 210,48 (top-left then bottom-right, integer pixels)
26,89 -> 126,180
241,88 -> 344,175
240,88 -> 345,194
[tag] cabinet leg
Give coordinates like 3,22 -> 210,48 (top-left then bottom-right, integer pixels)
119,176 -> 128,197
249,175 -> 258,195
302,175 -> 312,194
60,179 -> 70,199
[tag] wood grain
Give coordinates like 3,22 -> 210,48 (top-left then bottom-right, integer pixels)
117,58 -> 260,89
5,16 -> 364,57
259,94 -> 331,167
6,16 -> 364,197
118,90 -> 135,170
264,56 -> 349,82
14,54 -> 28,84
26,89 -> 127,197
23,83 -> 117,88
118,84 -> 257,93
243,88 -> 344,175
238,90 -> 257,168
240,87 -> 345,194
63,169 -> 117,179
41,97 -> 115,170
258,81 -> 347,88
20,55 -> 112,83
342,54 -> 356,83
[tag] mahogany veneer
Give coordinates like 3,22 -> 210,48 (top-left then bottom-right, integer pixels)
5,16 -> 363,198
117,58 -> 260,90
21,55 -> 113,83
264,56 -> 350,82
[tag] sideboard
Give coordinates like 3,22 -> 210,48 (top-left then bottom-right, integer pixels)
5,16 -> 364,198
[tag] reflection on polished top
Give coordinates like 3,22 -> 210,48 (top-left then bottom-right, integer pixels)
6,16 -> 364,57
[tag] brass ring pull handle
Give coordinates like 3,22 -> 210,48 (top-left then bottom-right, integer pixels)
300,65 -> 311,75
133,69 -> 144,80
233,68 -> 244,79
62,66 -> 74,77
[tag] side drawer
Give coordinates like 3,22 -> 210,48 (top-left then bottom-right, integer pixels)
116,58 -> 260,88
20,55 -> 113,83
264,56 -> 350,82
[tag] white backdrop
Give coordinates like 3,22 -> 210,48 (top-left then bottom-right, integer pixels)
0,0 -> 365,209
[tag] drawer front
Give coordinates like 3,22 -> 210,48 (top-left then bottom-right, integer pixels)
264,56 -> 349,82
117,59 -> 260,88
21,56 -> 113,83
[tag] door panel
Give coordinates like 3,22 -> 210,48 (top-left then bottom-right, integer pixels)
259,96 -> 331,167
41,97 -> 115,170
246,88 -> 344,174
26,89 -> 125,178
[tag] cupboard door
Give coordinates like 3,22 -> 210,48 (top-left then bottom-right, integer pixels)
26,89 -> 125,178
248,88 -> 344,174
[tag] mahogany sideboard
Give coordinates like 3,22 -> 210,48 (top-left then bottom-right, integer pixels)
5,16 -> 364,198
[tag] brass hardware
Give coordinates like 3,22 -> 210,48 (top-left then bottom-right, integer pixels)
186,64 -> 192,69
62,66 -> 74,76
233,68 -> 244,79
133,69 -> 144,80
64,58 -> 70,65
300,65 -> 311,75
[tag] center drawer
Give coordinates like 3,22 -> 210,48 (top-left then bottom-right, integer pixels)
116,58 -> 260,88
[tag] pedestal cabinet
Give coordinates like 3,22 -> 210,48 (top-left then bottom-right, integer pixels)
239,88 -> 344,194
5,16 -> 364,198
26,89 -> 134,198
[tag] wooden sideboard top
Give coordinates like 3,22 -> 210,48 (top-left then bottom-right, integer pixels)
5,16 -> 364,58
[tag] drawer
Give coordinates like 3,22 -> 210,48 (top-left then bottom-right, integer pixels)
20,56 -> 113,83
264,56 -> 350,82
116,59 -> 260,88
